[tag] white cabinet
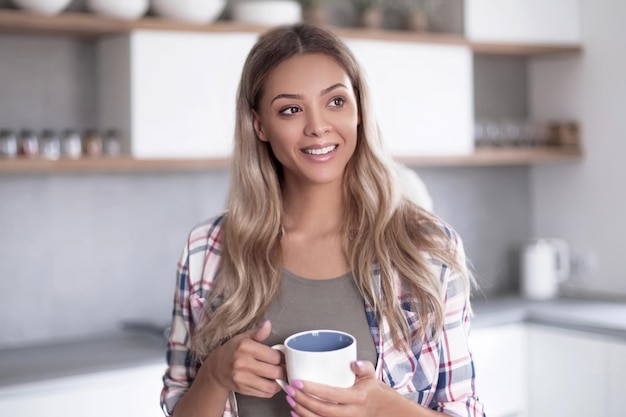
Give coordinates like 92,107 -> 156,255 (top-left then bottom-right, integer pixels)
98,32 -> 474,160
0,363 -> 166,417
527,325 -> 609,417
607,340 -> 626,416
464,0 -> 581,44
472,323 -> 626,417
97,31 -> 257,159
470,323 -> 528,417
346,39 -> 474,157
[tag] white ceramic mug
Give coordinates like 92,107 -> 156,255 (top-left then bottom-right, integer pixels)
271,329 -> 357,390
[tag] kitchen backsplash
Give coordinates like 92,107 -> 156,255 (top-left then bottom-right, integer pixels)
0,167 -> 530,348
0,171 -> 231,347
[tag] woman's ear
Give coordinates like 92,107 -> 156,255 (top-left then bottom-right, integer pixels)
251,109 -> 268,142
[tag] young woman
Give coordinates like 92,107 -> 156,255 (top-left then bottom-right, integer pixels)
160,23 -> 485,417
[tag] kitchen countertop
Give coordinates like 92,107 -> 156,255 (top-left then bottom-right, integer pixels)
0,330 -> 166,390
1,295 -> 626,391
471,295 -> 626,339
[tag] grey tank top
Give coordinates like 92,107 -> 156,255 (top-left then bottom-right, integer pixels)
235,269 -> 378,417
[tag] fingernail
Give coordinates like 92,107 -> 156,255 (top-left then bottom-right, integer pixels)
356,360 -> 364,368
292,380 -> 304,389
286,395 -> 296,407
285,385 -> 295,396
291,411 -> 300,417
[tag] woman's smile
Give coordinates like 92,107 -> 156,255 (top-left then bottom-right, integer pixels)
302,144 -> 338,158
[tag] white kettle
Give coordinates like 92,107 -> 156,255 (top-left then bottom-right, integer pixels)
520,239 -> 570,300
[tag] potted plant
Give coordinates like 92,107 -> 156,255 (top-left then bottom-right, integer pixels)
352,0 -> 384,29
297,0 -> 329,25
389,0 -> 441,32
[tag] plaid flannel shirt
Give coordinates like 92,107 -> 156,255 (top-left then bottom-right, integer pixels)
161,214 -> 485,417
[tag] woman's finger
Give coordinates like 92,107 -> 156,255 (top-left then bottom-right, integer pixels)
352,360 -> 376,380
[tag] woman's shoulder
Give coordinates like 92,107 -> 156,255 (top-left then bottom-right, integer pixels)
186,212 -> 227,250
410,209 -> 462,251
416,214 -> 472,292
180,212 -> 227,289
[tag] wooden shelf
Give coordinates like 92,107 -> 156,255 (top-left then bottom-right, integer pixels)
0,9 -> 582,56
0,156 -> 231,174
469,41 -> 581,56
0,147 -> 582,174
397,146 -> 584,167
333,28 -> 582,55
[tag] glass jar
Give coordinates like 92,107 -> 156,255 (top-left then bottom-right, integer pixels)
61,129 -> 83,159
83,129 -> 103,157
40,129 -> 61,160
103,129 -> 122,156
19,129 -> 39,158
0,129 -> 18,158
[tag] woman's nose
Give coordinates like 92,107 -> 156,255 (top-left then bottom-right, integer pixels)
304,109 -> 331,137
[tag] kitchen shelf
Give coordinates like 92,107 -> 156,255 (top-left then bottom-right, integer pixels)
0,9 -> 582,56
0,9 -> 584,173
397,146 -> 583,167
0,147 -> 582,174
0,156 -> 231,174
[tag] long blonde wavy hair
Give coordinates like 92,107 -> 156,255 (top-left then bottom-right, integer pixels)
193,24 -> 471,358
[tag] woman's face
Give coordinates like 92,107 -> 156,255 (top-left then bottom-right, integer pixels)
253,53 -> 359,188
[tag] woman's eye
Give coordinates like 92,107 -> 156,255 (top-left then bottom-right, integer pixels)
279,106 -> 301,115
329,97 -> 346,108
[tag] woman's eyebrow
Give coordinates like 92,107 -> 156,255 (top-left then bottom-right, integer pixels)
270,83 -> 349,105
270,93 -> 302,105
321,83 -> 348,96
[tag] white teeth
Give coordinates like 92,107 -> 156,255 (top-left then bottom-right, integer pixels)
303,145 -> 337,155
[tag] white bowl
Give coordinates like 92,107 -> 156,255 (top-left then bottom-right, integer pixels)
11,0 -> 71,15
86,0 -> 149,20
151,0 -> 226,24
231,0 -> 302,26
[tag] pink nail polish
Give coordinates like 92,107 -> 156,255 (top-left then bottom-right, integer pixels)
292,380 -> 304,389
291,411 -> 300,417
356,360 -> 364,368
285,385 -> 295,397
286,395 -> 296,407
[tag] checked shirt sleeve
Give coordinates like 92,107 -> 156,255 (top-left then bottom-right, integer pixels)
160,234 -> 200,416
160,217 -> 233,417
430,233 -> 486,417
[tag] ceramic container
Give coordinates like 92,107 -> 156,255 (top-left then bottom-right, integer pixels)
521,239 -> 570,300
230,0 -> 302,26
150,0 -> 226,24
271,330 -> 356,389
86,0 -> 149,20
11,0 -> 71,15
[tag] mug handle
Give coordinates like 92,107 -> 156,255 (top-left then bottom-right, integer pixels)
271,344 -> 288,392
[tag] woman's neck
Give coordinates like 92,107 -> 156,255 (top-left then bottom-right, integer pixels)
280,181 -> 350,279
281,181 -> 344,237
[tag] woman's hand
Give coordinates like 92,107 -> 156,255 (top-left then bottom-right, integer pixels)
202,320 -> 286,398
284,360 -> 389,417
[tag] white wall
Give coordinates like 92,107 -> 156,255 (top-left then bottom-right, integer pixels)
530,0 -> 626,296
